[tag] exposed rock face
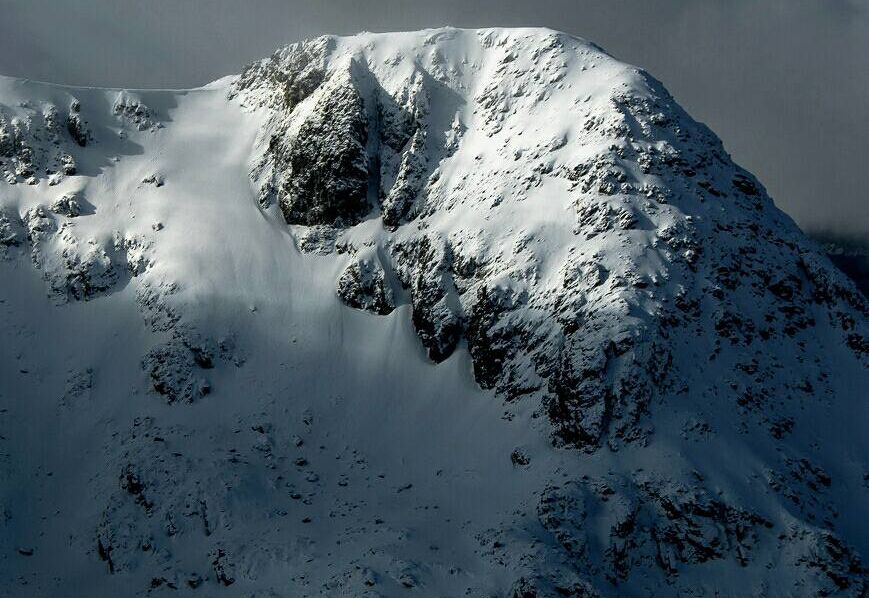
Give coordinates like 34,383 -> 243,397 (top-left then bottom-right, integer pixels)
112,92 -> 161,132
276,64 -> 371,227
232,36 -> 332,112
16,204 -> 153,302
391,234 -> 463,362
531,472 -> 868,595
143,338 -> 212,404
0,102 -> 84,184
536,475 -> 775,580
65,99 -> 89,147
50,192 -> 82,217
336,254 -> 395,315
235,36 -> 434,230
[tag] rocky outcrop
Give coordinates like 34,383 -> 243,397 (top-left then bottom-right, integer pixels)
2,199 -> 153,302
65,99 -> 89,147
49,192 -> 82,217
235,39 -> 437,231
275,64 -> 371,227
232,36 -> 332,112
336,254 -> 395,315
390,234 -> 463,362
143,338 -> 213,404
532,473 -> 865,595
0,98 -> 87,184
112,93 -> 161,132
142,326 -> 241,404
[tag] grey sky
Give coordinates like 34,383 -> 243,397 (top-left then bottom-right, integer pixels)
1,0 -> 866,238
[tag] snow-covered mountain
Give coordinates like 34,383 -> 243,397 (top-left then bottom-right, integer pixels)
0,28 -> 866,597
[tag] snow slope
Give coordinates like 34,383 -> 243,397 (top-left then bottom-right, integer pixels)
0,28 -> 867,597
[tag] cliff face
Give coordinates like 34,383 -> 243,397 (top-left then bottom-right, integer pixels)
0,28 -> 866,597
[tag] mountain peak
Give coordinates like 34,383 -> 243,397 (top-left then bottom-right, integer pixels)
1,28 -> 866,597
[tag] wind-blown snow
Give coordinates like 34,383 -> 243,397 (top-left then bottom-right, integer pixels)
0,28 -> 866,597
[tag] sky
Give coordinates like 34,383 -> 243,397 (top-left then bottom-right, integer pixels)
0,0 -> 866,239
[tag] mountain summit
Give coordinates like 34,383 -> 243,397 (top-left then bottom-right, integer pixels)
0,28 -> 866,596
